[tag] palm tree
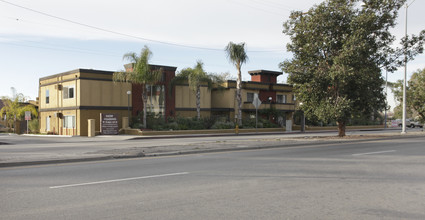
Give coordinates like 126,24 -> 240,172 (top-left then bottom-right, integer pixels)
225,42 -> 248,126
113,46 -> 162,128
171,60 -> 220,120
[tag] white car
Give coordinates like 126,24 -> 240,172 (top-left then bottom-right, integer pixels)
397,119 -> 424,128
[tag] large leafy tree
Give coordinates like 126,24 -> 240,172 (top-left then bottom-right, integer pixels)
113,46 -> 162,128
225,42 -> 248,126
392,68 -> 425,122
281,0 -> 425,136
0,93 -> 38,131
171,60 -> 221,119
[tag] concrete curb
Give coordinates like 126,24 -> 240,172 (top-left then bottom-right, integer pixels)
0,156 -> 114,168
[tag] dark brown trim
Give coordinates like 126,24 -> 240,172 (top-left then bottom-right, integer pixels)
175,108 -> 211,111
242,109 -> 295,113
274,103 -> 295,106
39,69 -> 114,81
211,108 -> 235,112
273,89 -> 293,93
39,77 -> 116,87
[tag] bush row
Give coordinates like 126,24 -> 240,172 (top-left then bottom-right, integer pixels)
131,113 -> 280,131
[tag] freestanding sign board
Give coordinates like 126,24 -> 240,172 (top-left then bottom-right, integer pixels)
100,113 -> 119,135
25,111 -> 31,134
252,94 -> 262,131
25,111 -> 31,120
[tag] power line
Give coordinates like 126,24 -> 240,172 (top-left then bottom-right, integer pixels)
0,40 -> 120,57
0,0 -> 283,53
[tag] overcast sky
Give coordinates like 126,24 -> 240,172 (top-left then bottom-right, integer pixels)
1,0 -> 424,110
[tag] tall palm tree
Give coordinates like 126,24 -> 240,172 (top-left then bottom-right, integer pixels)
225,42 -> 248,126
171,60 -> 220,119
113,46 -> 162,128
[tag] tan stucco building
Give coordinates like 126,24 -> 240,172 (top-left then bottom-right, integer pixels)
39,69 -> 131,136
38,67 -> 295,136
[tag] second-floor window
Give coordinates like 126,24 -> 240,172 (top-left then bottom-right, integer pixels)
46,89 -> 50,104
63,86 -> 74,99
247,93 -> 254,102
277,95 -> 287,104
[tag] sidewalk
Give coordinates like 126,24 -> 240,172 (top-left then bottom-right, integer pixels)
0,129 -> 423,168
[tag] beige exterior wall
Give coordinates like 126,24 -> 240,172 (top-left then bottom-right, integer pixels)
79,80 -> 131,107
175,85 -> 211,109
79,109 -> 127,136
211,89 -> 236,109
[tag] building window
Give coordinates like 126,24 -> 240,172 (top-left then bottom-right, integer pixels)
247,93 -> 254,102
292,94 -> 296,102
277,95 -> 287,103
63,86 -> 74,99
46,89 -> 50,104
63,116 -> 76,128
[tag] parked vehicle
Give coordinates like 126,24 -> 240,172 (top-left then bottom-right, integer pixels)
397,119 -> 423,128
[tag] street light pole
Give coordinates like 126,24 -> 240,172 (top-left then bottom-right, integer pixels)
402,3 -> 408,134
300,102 -> 305,132
127,90 -> 131,128
385,69 -> 388,129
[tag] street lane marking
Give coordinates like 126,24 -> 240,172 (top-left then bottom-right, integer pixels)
352,150 -> 396,156
49,172 -> 189,189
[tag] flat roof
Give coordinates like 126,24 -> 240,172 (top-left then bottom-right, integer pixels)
39,69 -> 114,81
248,70 -> 283,76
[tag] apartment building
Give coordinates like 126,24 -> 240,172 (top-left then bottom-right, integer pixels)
38,66 -> 294,136
211,70 -> 295,124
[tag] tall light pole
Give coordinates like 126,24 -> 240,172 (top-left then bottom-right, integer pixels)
299,102 -> 305,132
127,90 -> 131,127
384,69 -> 388,129
402,0 -> 415,134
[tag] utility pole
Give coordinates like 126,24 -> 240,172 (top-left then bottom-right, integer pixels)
402,0 -> 417,134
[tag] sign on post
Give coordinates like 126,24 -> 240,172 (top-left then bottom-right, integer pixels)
252,94 -> 262,131
100,113 -> 119,135
25,111 -> 31,120
25,111 -> 31,134
252,94 -> 261,109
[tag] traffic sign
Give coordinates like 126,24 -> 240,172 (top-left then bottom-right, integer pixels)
252,94 -> 261,109
25,111 -> 31,120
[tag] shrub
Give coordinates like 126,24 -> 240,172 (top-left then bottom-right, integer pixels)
211,121 -> 234,129
28,119 -> 39,134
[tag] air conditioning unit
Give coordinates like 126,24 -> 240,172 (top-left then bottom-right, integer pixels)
55,85 -> 63,90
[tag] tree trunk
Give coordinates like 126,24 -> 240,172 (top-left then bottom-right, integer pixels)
142,89 -> 148,129
236,66 -> 242,126
337,120 -> 346,137
196,86 -> 201,120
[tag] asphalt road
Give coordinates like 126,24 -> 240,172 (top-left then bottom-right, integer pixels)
1,135 -> 425,219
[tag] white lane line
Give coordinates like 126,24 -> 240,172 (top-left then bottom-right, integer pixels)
50,172 -> 189,189
352,150 -> 396,156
